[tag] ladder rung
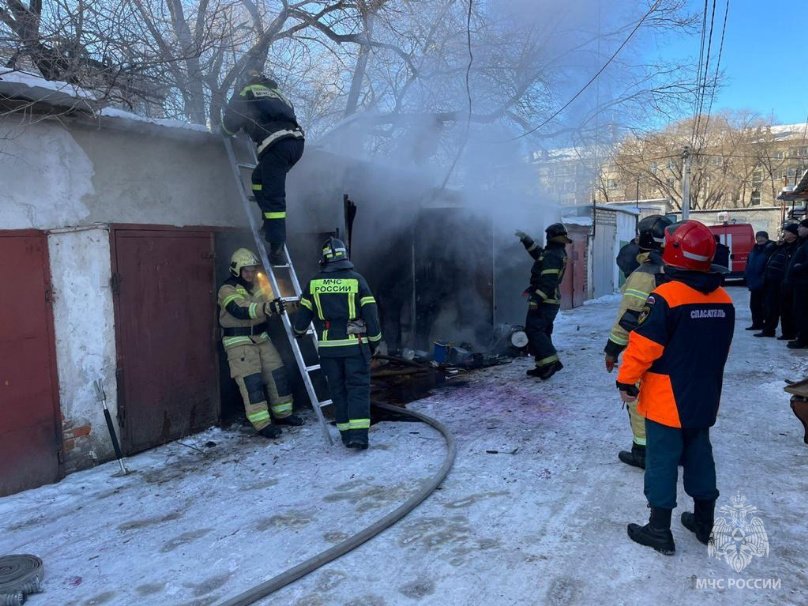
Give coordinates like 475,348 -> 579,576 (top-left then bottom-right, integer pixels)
237,162 -> 256,169
318,399 -> 332,407
305,364 -> 321,372
272,263 -> 291,269
281,296 -> 300,302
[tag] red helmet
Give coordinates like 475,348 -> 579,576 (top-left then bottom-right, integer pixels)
661,220 -> 716,272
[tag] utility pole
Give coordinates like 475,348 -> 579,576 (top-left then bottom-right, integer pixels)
681,146 -> 691,220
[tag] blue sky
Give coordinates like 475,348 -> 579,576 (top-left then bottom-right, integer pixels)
657,0 -> 808,125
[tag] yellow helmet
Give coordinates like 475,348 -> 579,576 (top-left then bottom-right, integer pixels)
230,248 -> 260,276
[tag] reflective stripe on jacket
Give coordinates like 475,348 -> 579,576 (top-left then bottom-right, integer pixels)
217,277 -> 273,349
293,268 -> 382,357
526,241 -> 567,306
604,251 -> 664,357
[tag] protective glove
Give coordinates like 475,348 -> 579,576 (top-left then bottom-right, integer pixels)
616,381 -> 639,403
604,354 -> 616,373
264,298 -> 285,316
514,230 -> 530,242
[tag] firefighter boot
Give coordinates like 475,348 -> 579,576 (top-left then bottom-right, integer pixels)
258,425 -> 282,439
275,414 -> 304,426
627,507 -> 675,555
539,360 -> 563,380
618,443 -> 646,469
681,499 -> 715,545
269,242 -> 286,266
345,429 -> 369,450
526,361 -> 563,379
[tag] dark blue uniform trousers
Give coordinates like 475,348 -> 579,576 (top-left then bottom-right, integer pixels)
321,352 -> 371,443
644,419 -> 719,510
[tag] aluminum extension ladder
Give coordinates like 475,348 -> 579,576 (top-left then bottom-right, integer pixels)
223,135 -> 334,446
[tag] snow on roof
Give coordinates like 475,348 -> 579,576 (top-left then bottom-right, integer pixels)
99,107 -> 210,134
0,68 -> 97,110
0,68 -> 212,137
561,214 -> 593,226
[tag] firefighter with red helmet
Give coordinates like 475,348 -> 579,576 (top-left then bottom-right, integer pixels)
516,223 -> 570,380
616,221 -> 734,555
604,214 -> 672,469
218,248 -> 303,439
293,238 -> 382,449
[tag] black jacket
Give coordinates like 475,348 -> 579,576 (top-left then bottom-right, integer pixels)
786,238 -> 808,287
524,240 -> 567,306
766,240 -> 799,285
222,77 -> 304,149
293,266 -> 382,358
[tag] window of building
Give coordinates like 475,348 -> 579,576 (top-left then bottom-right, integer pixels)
751,189 -> 761,206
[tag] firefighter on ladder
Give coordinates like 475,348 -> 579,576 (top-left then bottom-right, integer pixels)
293,238 -> 382,450
222,69 -> 305,265
219,248 -> 303,439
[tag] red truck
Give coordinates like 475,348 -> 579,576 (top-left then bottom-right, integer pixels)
707,222 -> 755,279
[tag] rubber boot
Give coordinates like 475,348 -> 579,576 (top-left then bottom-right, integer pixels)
627,507 -> 675,555
681,499 -> 715,545
275,414 -> 304,426
618,443 -> 646,469
258,424 -> 282,439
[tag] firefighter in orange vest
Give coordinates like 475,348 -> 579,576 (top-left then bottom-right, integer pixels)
616,221 -> 734,555
218,248 -> 303,439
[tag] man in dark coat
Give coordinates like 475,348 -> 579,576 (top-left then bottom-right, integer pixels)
785,220 -> 808,349
744,231 -> 775,330
756,224 -> 800,339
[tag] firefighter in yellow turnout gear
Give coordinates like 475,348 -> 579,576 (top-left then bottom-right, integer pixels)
603,215 -> 672,468
219,248 -> 303,439
293,238 -> 382,449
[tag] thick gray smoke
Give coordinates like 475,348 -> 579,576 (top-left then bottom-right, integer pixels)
287,1 -> 677,351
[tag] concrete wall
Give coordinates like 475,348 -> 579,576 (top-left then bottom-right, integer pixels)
47,227 -> 117,471
0,112 -> 252,475
0,116 -> 248,230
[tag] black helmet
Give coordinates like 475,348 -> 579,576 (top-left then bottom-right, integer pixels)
637,215 -> 673,251
545,223 -> 572,244
320,237 -> 353,270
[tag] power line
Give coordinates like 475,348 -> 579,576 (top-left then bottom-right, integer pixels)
692,0 -> 718,147
509,0 -> 662,141
435,0 -> 474,192
698,0 -> 729,143
690,0 -> 709,146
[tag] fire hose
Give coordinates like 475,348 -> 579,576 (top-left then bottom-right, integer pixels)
217,402 -> 456,606
0,555 -> 44,605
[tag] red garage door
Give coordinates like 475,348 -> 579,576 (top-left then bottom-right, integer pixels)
111,227 -> 219,455
0,231 -> 62,496
560,231 -> 588,310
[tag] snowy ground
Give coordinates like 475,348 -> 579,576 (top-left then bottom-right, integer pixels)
2,287 -> 807,606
